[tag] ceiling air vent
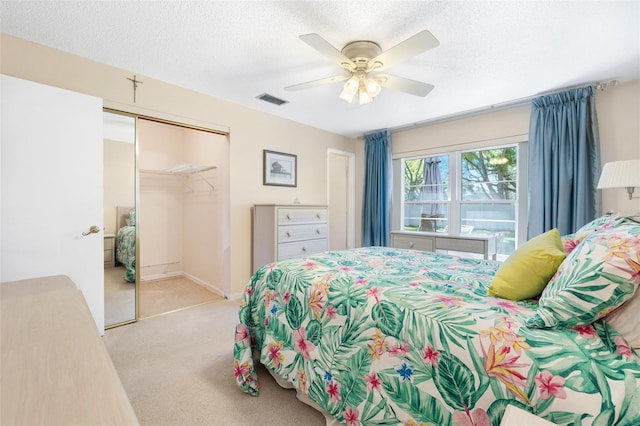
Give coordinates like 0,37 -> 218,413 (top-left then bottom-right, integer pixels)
256,93 -> 288,106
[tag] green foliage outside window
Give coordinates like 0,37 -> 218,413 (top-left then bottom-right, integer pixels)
461,148 -> 517,200
401,146 -> 519,257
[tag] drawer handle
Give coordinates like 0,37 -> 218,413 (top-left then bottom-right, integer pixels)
409,242 -> 415,248
302,246 -> 307,252
316,229 -> 320,234
286,214 -> 291,220
316,213 -> 320,218
286,231 -> 291,237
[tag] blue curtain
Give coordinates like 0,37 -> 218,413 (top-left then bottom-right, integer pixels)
528,86 -> 601,238
362,130 -> 392,247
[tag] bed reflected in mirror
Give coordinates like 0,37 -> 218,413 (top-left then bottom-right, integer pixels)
103,111 -> 136,327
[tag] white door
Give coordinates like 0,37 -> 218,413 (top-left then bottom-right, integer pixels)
1,75 -> 105,333
328,149 -> 355,250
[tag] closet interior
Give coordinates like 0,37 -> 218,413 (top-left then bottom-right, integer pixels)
137,118 -> 225,319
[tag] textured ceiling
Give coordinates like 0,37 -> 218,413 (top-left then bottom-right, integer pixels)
1,1 -> 639,137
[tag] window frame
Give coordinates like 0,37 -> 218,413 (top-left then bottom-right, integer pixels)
393,137 -> 528,255
402,154 -> 450,233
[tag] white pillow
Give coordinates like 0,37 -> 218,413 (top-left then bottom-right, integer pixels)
604,288 -> 640,349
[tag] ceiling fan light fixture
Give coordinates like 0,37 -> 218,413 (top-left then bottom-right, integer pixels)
364,77 -> 382,97
358,84 -> 374,105
339,74 -> 360,103
344,75 -> 359,93
339,87 -> 355,103
289,31 -> 439,105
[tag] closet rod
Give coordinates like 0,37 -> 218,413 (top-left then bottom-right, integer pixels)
139,165 -> 216,175
140,165 -> 216,192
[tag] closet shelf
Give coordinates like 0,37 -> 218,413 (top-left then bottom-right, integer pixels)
140,164 -> 216,176
140,163 -> 216,191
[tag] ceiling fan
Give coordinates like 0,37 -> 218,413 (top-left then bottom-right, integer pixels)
285,30 -> 439,105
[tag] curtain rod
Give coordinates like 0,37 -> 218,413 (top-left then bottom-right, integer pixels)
367,79 -> 618,137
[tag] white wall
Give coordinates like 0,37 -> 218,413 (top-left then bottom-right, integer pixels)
596,81 -> 640,214
0,33 -> 355,297
353,80 -> 640,246
3,33 -> 636,294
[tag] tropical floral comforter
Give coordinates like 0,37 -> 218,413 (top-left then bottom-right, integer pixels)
234,247 -> 640,425
116,225 -> 135,283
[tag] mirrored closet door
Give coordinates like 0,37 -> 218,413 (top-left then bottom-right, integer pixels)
103,110 -> 137,327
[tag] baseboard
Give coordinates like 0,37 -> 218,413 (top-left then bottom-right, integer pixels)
141,270 -> 225,298
141,271 -> 183,282
182,272 -> 224,297
225,291 -> 245,301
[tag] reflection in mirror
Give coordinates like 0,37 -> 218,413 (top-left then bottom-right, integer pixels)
103,111 -> 136,327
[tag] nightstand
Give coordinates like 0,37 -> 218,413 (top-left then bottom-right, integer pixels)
104,234 -> 115,268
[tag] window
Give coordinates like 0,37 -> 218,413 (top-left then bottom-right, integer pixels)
400,144 -> 522,258
403,155 -> 449,233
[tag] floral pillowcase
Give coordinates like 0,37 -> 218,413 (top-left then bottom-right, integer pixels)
560,214 -> 628,255
527,216 -> 640,330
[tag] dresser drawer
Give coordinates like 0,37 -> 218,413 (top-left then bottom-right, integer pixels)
435,237 -> 485,254
278,238 -> 328,260
278,224 -> 328,243
104,249 -> 113,262
103,235 -> 115,267
391,234 -> 434,251
278,208 -> 327,225
104,236 -> 114,250
253,204 -> 329,272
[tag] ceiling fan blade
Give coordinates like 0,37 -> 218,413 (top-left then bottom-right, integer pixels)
377,74 -> 434,97
285,74 -> 350,91
299,33 -> 356,71
369,30 -> 439,72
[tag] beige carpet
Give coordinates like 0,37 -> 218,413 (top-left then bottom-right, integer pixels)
103,299 -> 326,426
139,276 -> 222,319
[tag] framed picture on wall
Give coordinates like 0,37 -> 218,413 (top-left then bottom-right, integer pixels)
263,150 -> 297,187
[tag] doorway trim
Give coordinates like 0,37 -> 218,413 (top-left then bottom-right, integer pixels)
104,101 -> 229,135
327,148 -> 356,249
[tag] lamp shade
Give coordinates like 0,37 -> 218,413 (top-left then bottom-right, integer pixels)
597,160 -> 640,189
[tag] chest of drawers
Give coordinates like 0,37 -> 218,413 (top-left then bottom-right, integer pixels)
391,231 -> 497,260
252,204 -> 329,272
104,234 -> 115,267
1,275 -> 139,425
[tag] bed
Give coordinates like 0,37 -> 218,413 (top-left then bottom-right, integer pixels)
234,214 -> 640,425
116,206 -> 136,283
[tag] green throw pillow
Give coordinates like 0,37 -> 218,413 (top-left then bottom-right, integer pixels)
488,228 -> 566,300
